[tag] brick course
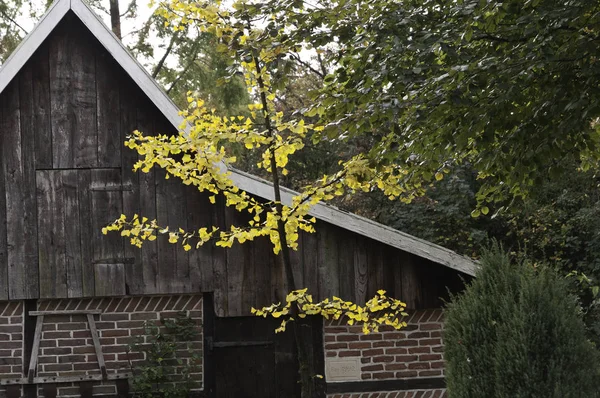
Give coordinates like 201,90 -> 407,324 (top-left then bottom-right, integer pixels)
327,389 -> 447,398
0,295 -> 203,397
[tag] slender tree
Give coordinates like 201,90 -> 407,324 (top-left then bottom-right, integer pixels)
104,1 -> 409,395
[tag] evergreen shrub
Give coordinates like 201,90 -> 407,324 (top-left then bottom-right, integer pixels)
444,245 -> 600,397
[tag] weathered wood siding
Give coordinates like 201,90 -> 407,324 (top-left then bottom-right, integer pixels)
0,15 -> 466,313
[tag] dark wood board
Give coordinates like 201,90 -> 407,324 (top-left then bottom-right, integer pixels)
62,170 -> 83,298
18,61 -> 41,299
48,22 -> 73,168
36,170 -> 68,298
0,88 -> 8,300
119,77 -> 143,295
96,50 -> 121,168
30,42 -> 52,169
2,81 -> 36,299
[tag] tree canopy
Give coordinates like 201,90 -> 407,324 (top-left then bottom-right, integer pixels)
299,0 -> 600,208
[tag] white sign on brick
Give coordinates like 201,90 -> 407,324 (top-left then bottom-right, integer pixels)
325,357 -> 361,382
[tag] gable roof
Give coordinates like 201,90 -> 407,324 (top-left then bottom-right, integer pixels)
0,0 -> 477,276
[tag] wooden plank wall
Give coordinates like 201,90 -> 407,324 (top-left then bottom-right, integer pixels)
0,15 -> 467,314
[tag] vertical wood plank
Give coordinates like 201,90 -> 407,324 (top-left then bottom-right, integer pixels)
393,249 -> 404,302
77,170 -> 94,296
212,195 -> 228,316
400,252 -> 421,309
353,237 -> 368,305
317,223 -> 339,300
31,46 -> 52,169
96,51 -> 121,167
36,170 -> 68,298
337,230 -> 355,302
2,81 -> 35,299
19,62 -> 41,299
253,236 -> 273,309
136,103 -> 158,294
120,79 -> 143,294
241,240 -> 256,314
70,25 -> 98,168
155,117 -> 190,294
49,23 -> 73,168
301,231 -> 318,297
63,170 -> 83,298
367,242 -> 384,299
271,250 -> 285,304
155,169 -> 178,293
186,189 -> 214,292
382,246 -> 396,298
289,232 -> 304,290
224,207 -> 245,316
0,99 -> 8,300
172,179 -> 191,293
90,169 -> 123,263
94,264 -> 126,296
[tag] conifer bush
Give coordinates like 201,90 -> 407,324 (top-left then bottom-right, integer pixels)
444,245 -> 600,397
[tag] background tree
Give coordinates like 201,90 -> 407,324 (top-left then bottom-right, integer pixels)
299,0 -> 600,207
0,0 -> 36,62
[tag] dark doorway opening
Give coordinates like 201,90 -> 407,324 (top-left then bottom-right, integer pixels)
203,294 -> 325,398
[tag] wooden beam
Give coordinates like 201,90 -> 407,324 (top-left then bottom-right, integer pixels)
27,315 -> 44,383
87,313 -> 107,380
29,310 -> 102,316
0,373 -> 131,385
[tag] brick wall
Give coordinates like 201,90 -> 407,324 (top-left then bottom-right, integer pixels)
0,295 -> 203,397
327,389 -> 447,398
324,309 -> 445,398
0,301 -> 24,397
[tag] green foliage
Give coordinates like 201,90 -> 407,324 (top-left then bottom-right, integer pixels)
128,313 -> 201,398
294,0 -> 600,206
0,0 -> 41,62
444,245 -> 600,398
370,166 -> 503,258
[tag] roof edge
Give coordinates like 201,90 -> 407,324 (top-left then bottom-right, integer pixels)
229,168 -> 478,276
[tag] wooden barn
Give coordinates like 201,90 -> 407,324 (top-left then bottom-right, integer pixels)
0,0 -> 477,397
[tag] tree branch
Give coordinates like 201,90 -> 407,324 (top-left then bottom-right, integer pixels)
0,9 -> 27,34
152,32 -> 179,79
166,43 -> 200,94
289,52 -> 325,79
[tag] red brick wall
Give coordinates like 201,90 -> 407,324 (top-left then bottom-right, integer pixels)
327,389 -> 447,398
0,301 -> 24,378
0,295 -> 203,397
324,309 -> 445,398
324,309 -> 445,381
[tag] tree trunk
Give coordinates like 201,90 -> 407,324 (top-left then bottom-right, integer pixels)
109,0 -> 122,40
251,46 -> 318,398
